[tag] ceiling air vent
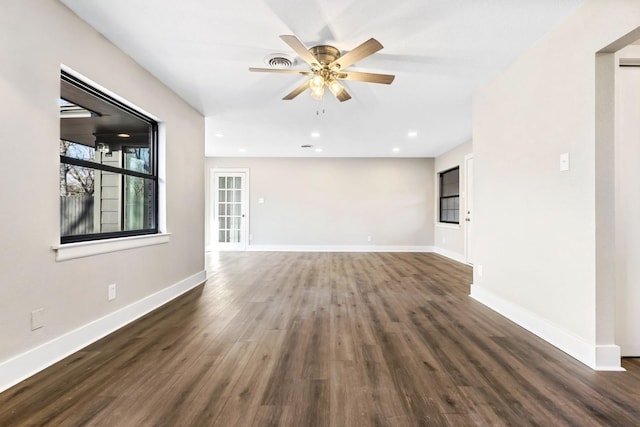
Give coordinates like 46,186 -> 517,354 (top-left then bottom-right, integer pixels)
264,53 -> 296,69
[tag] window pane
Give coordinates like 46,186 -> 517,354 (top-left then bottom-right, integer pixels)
234,177 -> 241,189
440,168 -> 460,197
60,140 -> 96,161
60,165 -> 95,236
124,147 -> 151,174
60,163 -> 155,239
124,175 -> 156,231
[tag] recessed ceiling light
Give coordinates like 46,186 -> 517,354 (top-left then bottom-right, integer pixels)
392,147 -> 400,153
311,132 -> 320,138
238,148 -> 246,153
315,148 -> 323,153
215,133 -> 224,138
408,131 -> 418,138
117,133 -> 131,138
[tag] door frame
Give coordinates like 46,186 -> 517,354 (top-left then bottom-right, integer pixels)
464,153 -> 473,265
209,168 -> 250,251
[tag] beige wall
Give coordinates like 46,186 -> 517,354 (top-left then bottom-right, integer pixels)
0,0 -> 204,371
472,0 -> 640,369
205,157 -> 435,249
434,141 -> 473,262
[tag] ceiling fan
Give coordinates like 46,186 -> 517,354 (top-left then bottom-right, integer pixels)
249,35 -> 395,102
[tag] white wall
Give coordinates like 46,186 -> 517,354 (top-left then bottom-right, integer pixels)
0,0 -> 205,390
434,141 -> 473,263
471,0 -> 640,370
205,157 -> 435,250
615,45 -> 640,357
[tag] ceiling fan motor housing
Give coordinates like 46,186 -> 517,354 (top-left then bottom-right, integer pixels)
308,45 -> 341,68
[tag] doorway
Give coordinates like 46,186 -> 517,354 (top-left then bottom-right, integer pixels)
615,47 -> 640,356
211,169 -> 249,250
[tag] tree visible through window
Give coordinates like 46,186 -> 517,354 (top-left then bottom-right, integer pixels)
439,167 -> 459,224
59,71 -> 158,243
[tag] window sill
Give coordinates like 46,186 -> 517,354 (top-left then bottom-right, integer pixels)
435,222 -> 461,230
52,233 -> 171,261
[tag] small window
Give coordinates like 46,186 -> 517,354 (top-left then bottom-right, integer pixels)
60,71 -> 158,243
439,167 -> 459,224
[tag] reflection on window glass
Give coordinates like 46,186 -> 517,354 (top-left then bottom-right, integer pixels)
59,71 -> 158,243
60,163 -> 156,238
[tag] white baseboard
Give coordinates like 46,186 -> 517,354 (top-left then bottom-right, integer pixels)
469,284 -> 623,371
595,345 -> 624,371
246,245 -> 435,253
433,247 -> 467,264
0,270 -> 207,393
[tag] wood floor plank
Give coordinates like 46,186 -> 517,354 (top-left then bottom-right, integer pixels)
1,252 -> 640,426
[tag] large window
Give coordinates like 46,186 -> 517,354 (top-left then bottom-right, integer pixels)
60,71 -> 158,243
439,166 -> 459,224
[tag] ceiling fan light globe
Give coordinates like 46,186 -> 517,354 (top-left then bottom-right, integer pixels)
310,86 -> 324,100
310,75 -> 325,90
328,80 -> 342,94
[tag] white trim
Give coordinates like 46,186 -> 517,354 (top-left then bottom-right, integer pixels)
433,247 -> 466,264
0,270 -> 206,393
157,122 -> 167,233
595,345 -> 624,371
469,284 -> 623,371
246,245 -> 434,253
463,153 -> 474,265
435,222 -> 461,230
52,233 -> 171,261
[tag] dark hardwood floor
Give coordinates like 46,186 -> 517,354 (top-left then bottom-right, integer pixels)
1,252 -> 639,426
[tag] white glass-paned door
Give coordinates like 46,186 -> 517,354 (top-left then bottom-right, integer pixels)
214,172 -> 247,250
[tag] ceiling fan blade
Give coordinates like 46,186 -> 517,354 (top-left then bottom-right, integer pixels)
329,38 -> 383,70
327,80 -> 352,102
282,80 -> 310,100
280,35 -> 321,69
337,71 -> 395,84
249,67 -> 312,76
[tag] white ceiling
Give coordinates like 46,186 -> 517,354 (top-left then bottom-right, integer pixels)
60,0 -> 585,158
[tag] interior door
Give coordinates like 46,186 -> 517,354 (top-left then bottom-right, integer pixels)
213,171 -> 248,250
464,154 -> 474,265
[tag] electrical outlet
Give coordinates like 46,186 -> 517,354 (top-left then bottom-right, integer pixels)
108,284 -> 117,301
31,308 -> 44,331
367,236 -> 372,242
